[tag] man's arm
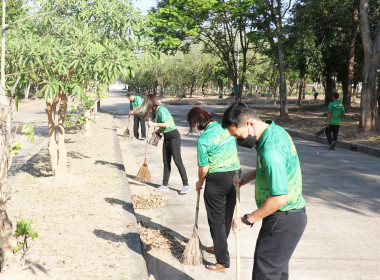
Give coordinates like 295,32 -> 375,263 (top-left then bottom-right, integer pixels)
326,111 -> 332,127
232,194 -> 287,233
196,166 -> 209,191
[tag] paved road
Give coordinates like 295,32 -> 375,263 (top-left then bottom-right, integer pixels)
102,91 -> 380,280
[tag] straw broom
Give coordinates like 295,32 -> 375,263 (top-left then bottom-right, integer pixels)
122,117 -> 130,136
181,189 -> 204,265
136,124 -> 151,183
235,170 -> 241,280
315,127 -> 326,137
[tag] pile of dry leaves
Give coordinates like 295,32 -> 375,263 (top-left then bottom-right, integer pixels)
131,194 -> 168,209
138,221 -> 186,260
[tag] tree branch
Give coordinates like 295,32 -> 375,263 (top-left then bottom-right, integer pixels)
5,63 -> 50,77
5,4 -> 60,29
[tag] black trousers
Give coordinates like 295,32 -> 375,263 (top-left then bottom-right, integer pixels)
253,209 -> 307,280
133,115 -> 146,139
204,171 -> 236,267
325,124 -> 340,144
162,129 -> 188,186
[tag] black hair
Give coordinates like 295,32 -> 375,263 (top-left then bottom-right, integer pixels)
126,92 -> 132,97
333,92 -> 339,99
187,107 -> 214,133
222,102 -> 259,128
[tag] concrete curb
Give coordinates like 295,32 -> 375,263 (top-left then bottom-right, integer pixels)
110,115 -> 149,280
285,128 -> 380,158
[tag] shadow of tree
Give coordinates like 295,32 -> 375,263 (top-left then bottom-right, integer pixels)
95,160 -> 124,171
25,260 -> 49,275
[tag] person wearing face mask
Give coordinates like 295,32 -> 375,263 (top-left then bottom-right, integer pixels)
187,107 -> 240,271
222,103 -> 307,280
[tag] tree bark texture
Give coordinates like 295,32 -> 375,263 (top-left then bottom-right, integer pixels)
46,96 -> 59,176
343,0 -> 360,112
56,92 -> 67,177
358,0 -> 380,131
0,96 -> 17,272
325,75 -> 336,105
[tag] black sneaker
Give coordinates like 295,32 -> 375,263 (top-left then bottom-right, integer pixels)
329,141 -> 336,150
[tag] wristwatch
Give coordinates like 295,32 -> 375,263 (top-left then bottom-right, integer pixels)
241,214 -> 254,227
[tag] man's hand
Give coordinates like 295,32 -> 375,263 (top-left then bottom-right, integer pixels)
195,181 -> 203,192
326,124 -> 329,128
233,173 -> 251,188
147,120 -> 154,127
231,217 -> 250,233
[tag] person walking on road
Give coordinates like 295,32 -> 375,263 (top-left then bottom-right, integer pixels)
138,94 -> 190,194
222,103 -> 307,280
127,93 -> 146,140
187,107 -> 240,272
325,92 -> 345,150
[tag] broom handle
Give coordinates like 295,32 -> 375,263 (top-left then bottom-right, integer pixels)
194,190 -> 201,226
235,170 -> 241,280
144,123 -> 150,160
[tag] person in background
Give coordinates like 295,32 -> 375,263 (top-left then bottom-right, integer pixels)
222,102 -> 307,280
187,107 -> 240,271
313,87 -> 318,101
137,94 -> 190,194
127,93 -> 146,140
325,92 -> 345,150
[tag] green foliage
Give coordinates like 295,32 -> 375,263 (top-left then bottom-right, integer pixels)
14,219 -> 39,253
8,141 -> 22,155
21,124 -> 35,144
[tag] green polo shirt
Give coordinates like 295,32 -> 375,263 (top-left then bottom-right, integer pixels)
255,120 -> 305,211
197,121 -> 240,173
156,106 -> 176,134
328,100 -> 345,125
129,95 -> 143,110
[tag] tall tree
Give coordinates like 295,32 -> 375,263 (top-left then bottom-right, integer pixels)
243,0 -> 292,116
358,0 -> 380,130
149,0 -> 262,100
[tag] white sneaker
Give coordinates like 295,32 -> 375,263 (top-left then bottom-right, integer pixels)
180,185 -> 191,194
155,185 -> 169,192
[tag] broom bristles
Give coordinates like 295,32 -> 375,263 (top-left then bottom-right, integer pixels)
122,128 -> 130,136
136,163 -> 151,183
181,225 -> 204,266
315,127 -> 325,137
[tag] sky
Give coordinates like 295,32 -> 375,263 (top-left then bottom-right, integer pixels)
133,0 -> 157,15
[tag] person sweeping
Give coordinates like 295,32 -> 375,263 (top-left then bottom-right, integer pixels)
136,94 -> 190,194
186,107 -> 240,271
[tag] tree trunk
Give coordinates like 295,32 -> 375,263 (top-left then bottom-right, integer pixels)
24,83 -> 31,99
358,0 -> 380,131
46,96 -> 59,176
343,0 -> 360,112
56,92 -> 67,177
359,59 -> 379,130
297,79 -> 304,106
325,75 -> 336,105
0,96 -> 17,272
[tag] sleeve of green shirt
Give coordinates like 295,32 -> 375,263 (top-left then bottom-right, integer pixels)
262,150 -> 288,196
157,107 -> 170,123
328,102 -> 333,112
197,140 -> 209,167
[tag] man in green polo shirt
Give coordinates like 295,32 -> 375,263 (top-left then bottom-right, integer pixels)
222,103 -> 307,280
325,92 -> 345,150
127,93 -> 146,140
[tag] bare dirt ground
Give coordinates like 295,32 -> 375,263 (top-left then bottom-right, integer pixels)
4,113 -> 139,280
161,94 -> 380,149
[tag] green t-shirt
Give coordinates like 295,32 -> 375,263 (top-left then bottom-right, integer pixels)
328,100 -> 345,125
255,120 -> 305,211
129,95 -> 143,110
197,121 -> 240,173
156,106 -> 176,134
